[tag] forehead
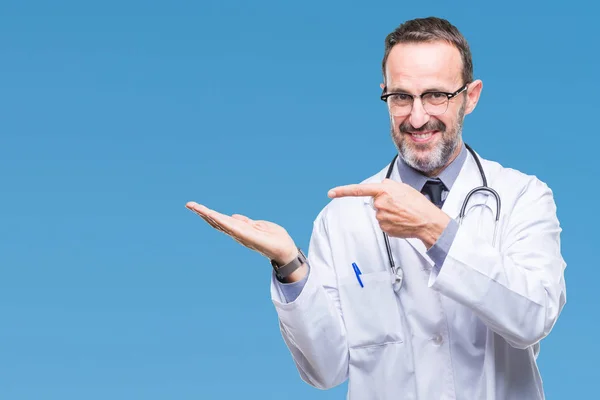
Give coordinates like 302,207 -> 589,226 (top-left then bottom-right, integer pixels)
384,41 -> 463,90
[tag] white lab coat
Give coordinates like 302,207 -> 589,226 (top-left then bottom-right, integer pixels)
270,151 -> 566,400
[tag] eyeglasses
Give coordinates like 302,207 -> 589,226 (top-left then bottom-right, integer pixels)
380,83 -> 469,117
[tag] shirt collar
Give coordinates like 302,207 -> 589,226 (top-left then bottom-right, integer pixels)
395,142 -> 467,192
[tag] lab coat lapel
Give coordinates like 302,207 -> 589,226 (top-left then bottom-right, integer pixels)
445,150 -> 499,251
442,150 -> 493,223
442,151 -> 483,222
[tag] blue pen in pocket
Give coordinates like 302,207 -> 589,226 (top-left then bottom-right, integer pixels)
352,262 -> 364,288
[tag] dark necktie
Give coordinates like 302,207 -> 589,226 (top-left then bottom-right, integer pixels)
421,178 -> 446,208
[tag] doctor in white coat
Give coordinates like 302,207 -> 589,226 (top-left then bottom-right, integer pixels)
187,17 -> 566,400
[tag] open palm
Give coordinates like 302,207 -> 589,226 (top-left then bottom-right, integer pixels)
186,201 -> 298,264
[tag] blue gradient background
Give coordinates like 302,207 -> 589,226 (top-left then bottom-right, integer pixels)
0,1 -> 596,399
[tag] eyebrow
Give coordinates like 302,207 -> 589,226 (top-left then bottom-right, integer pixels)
386,86 -> 451,94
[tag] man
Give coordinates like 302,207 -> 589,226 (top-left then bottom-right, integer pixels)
187,17 -> 566,399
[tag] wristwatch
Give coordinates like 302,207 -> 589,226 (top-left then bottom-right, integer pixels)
271,248 -> 307,280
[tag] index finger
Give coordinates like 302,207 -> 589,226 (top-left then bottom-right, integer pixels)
328,183 -> 384,198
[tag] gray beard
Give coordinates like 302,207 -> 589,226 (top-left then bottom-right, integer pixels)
392,104 -> 465,175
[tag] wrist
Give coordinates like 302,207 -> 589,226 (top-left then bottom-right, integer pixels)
271,247 -> 308,282
280,263 -> 309,283
272,246 -> 299,266
420,210 -> 451,249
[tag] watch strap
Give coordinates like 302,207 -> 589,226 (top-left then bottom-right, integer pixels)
271,249 -> 307,280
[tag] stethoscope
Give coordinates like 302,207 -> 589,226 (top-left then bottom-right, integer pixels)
383,143 -> 501,292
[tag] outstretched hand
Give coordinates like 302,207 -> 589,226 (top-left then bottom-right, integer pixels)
186,202 -> 298,265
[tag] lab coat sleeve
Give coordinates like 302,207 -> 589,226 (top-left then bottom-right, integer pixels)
274,264 -> 310,303
428,177 -> 567,349
270,212 -> 349,389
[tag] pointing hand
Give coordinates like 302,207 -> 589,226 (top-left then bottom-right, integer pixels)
327,179 -> 450,247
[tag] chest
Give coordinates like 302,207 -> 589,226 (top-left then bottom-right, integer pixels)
328,184 -> 509,349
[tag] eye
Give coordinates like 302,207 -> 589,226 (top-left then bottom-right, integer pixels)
428,92 -> 447,100
423,92 -> 449,106
388,93 -> 412,103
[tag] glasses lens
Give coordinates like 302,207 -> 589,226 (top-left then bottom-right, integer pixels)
387,94 -> 413,116
423,93 -> 448,115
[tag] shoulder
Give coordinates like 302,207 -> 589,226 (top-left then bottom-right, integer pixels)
478,155 -> 557,214
480,156 -> 553,193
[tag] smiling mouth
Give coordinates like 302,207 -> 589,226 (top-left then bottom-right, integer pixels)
407,130 -> 438,142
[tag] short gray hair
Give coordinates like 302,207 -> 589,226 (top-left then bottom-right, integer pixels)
382,17 -> 473,85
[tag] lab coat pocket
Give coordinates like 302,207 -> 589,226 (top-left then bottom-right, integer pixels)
338,270 -> 404,349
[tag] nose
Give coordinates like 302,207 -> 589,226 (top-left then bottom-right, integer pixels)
408,98 -> 431,129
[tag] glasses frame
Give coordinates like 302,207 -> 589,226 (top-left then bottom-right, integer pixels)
380,83 -> 469,116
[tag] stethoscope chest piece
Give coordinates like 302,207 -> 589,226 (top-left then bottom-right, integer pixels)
392,267 -> 403,293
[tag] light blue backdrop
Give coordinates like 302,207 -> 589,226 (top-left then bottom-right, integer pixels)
1,1 -> 596,398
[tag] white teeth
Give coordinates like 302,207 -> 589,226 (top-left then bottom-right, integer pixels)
412,132 -> 432,139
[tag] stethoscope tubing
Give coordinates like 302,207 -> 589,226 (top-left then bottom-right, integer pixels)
382,143 -> 501,289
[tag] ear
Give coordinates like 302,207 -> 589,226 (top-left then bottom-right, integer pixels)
464,79 -> 483,115
380,83 -> 385,90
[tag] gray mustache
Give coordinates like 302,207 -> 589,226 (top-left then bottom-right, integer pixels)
399,120 -> 446,133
